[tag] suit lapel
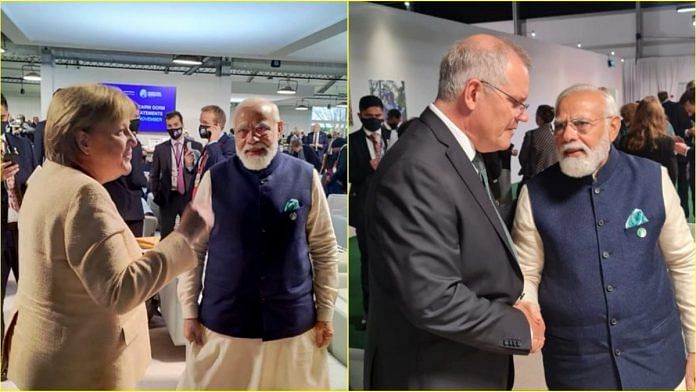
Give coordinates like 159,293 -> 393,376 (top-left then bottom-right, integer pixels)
420,108 -> 519,265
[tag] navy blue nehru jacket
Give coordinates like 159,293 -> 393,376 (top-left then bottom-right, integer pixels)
525,147 -> 686,389
199,152 -> 317,341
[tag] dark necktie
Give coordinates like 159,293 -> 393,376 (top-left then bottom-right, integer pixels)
472,153 -> 517,259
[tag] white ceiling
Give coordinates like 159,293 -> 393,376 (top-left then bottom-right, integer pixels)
1,2 -> 347,62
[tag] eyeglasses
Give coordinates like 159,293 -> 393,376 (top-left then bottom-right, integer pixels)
481,80 -> 530,114
552,116 -> 615,135
236,123 -> 272,139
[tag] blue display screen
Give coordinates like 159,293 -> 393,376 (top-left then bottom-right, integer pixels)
102,83 -> 176,132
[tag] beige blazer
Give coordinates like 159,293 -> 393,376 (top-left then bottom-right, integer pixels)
7,160 -> 196,389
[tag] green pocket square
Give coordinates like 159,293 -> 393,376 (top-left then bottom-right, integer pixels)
625,208 -> 649,229
283,198 -> 301,213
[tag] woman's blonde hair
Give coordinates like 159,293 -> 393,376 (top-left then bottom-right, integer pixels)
45,84 -> 133,167
625,96 -> 668,152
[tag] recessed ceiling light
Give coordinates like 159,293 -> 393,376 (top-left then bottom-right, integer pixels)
610,50 -> 615,56
530,31 -> 536,37
621,58 -> 625,63
577,43 -> 582,48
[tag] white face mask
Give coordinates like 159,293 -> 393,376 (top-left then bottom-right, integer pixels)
556,130 -> 611,178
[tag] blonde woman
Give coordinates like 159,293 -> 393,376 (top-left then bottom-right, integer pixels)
5,84 -> 209,389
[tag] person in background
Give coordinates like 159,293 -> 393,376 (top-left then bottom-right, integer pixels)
148,111 -> 203,238
620,96 -> 678,183
518,104 -> 557,185
285,135 -> 321,170
305,123 -> 329,162
193,105 -> 235,197
5,84 -> 209,389
383,108 -> 401,149
613,102 -> 637,148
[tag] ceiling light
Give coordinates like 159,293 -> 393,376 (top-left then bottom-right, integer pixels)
404,2 -> 410,9
530,31 -> 536,37
577,43 -> 582,48
295,99 -> 309,111
172,55 -> 203,66
277,79 -> 298,95
1,48 -> 4,54
336,101 -> 348,108
677,6 -> 695,13
23,71 -> 41,81
610,50 -> 615,56
22,64 -> 41,81
621,58 -> 625,63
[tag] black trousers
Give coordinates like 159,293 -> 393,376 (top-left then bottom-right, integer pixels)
677,161 -> 691,218
356,224 -> 370,315
126,219 -> 144,238
158,191 -> 188,239
1,222 -> 19,345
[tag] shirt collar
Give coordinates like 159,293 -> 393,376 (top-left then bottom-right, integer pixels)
428,103 -> 476,163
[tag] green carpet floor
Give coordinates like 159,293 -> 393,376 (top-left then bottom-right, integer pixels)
348,184 -> 694,350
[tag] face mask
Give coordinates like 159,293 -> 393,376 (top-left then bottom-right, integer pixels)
387,122 -> 399,130
129,119 -> 140,133
361,117 -> 383,132
167,127 -> 183,140
199,125 -> 211,139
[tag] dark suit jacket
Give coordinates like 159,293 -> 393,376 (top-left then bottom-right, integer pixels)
4,130 -> 37,188
518,123 -> 557,179
202,133 -> 235,173
148,137 -> 202,206
284,145 -> 320,170
104,142 -> 147,221
33,120 -> 46,165
363,107 -> 530,389
348,128 -> 387,229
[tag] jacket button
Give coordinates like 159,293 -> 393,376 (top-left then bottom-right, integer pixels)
610,318 -> 617,326
597,219 -> 605,227
614,348 -> 622,356
602,251 -> 610,259
594,187 -> 601,194
606,285 -> 614,292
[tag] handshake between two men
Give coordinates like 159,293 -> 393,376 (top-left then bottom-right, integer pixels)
514,300 -> 545,353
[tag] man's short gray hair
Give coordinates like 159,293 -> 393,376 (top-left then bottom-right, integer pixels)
436,34 -> 531,102
233,97 -> 280,124
555,84 -> 619,118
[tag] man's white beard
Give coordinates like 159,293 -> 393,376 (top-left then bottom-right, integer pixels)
237,142 -> 278,171
557,131 -> 611,178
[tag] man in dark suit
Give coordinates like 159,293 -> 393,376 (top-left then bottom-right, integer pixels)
349,95 -> 388,330
1,94 -> 37,352
148,110 -> 203,238
663,89 -> 694,218
285,136 -> 321,170
363,34 -> 544,389
518,104 -> 557,186
104,101 -> 148,236
193,105 -> 235,197
305,123 -> 329,162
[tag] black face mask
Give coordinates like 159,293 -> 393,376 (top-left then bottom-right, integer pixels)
167,127 -> 183,140
199,125 -> 211,139
360,117 -> 383,132
387,122 -> 399,130
129,119 -> 140,133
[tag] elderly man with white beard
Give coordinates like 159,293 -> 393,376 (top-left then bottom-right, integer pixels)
176,97 -> 339,389
512,84 -> 695,390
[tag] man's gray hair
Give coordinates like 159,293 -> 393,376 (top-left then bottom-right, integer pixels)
555,84 -> 619,118
436,35 -> 531,102
233,97 -> 280,123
